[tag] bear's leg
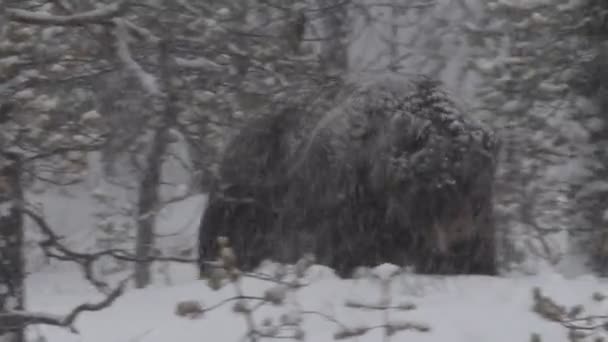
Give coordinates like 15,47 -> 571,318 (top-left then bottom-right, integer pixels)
413,253 -> 454,275
465,235 -> 497,275
198,196 -> 273,277
447,234 -> 497,276
199,198 -> 222,277
411,239 -> 497,276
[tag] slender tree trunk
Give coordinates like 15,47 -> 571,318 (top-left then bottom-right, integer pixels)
134,33 -> 176,288
184,132 -> 216,193
317,0 -> 349,72
0,153 -> 25,342
133,128 -> 164,288
388,3 -> 400,72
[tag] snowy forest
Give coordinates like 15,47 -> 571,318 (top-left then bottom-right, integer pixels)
1,0 -> 608,341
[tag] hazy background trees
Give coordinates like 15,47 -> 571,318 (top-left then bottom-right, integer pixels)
464,0 -> 608,275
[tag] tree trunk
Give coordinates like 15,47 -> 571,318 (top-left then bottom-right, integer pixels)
134,33 -> 176,288
317,0 -> 349,72
133,127 -> 164,288
0,153 -> 25,342
388,2 -> 400,72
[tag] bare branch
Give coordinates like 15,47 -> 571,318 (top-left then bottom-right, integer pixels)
22,206 -> 196,292
0,278 -> 126,332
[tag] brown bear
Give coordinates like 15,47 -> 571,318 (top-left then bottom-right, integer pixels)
198,74 -> 499,277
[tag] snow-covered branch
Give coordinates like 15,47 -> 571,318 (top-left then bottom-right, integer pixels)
113,19 -> 161,95
175,57 -> 225,72
120,19 -> 161,43
0,280 -> 126,332
7,1 -> 127,26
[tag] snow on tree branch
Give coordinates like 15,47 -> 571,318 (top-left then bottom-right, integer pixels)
174,57 -> 225,72
120,19 -> 160,43
0,279 -> 126,333
6,1 -> 127,26
113,19 -> 161,95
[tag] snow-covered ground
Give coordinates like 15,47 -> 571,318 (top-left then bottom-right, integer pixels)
27,262 -> 608,342
23,188 -> 608,342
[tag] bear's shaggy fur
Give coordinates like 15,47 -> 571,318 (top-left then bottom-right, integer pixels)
198,74 -> 499,277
